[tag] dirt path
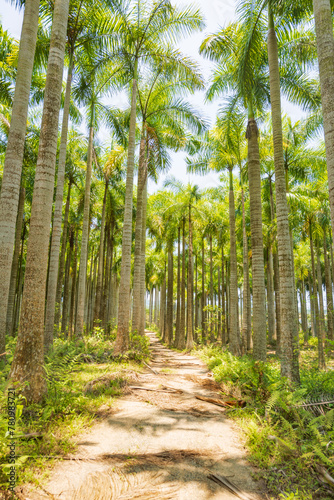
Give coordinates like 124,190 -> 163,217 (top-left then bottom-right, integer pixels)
31,332 -> 268,500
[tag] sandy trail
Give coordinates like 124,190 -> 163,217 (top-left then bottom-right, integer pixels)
30,332 -> 268,500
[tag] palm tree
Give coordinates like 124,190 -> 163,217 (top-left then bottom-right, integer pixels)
187,111 -> 247,355
44,0 -> 118,345
114,0 -> 204,354
9,0 -> 70,402
0,0 -> 40,357
132,68 -> 206,336
163,178 -> 201,350
312,0 -> 334,244
72,53 -> 126,337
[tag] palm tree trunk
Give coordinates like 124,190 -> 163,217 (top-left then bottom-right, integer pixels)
160,272 -> 166,340
175,226 -> 181,343
316,241 -> 326,369
267,9 -> 299,380
221,247 -> 226,345
209,234 -> 214,342
44,57 -> 74,349
9,0 -> 70,402
313,0 -> 334,242
0,0 -> 40,357
309,275 -> 316,337
176,219 -> 186,349
75,123 -> 94,336
132,130 -> 147,333
94,181 -> 108,325
54,179 -> 72,328
228,167 -> 240,355
201,237 -> 206,343
139,177 -> 148,336
310,224 -> 319,339
301,279 -> 308,342
186,205 -> 194,350
154,286 -> 159,327
166,239 -> 174,345
218,265 -> 221,342
115,72 -> 138,353
14,230 -> 25,335
61,230 -> 73,335
6,186 -> 25,337
194,253 -> 198,341
324,230 -> 334,339
246,110 -> 266,362
149,286 -> 153,324
241,184 -> 250,352
267,246 -> 275,345
69,233 -> 78,339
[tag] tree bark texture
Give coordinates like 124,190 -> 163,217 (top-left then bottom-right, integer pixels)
9,0 -> 70,402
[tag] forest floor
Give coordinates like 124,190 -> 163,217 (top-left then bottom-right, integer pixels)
23,331 -> 268,500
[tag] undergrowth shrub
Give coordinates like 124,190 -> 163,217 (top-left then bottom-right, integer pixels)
0,329 -> 150,490
196,345 -> 334,499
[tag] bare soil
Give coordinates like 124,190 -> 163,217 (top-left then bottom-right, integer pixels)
24,332 -> 269,500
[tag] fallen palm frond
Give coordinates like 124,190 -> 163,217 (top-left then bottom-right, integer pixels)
208,473 -> 256,500
72,469 -> 177,500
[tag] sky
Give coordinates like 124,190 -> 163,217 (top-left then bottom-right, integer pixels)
0,0 -> 305,194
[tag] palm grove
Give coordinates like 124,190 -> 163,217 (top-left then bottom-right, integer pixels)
0,0 -> 334,404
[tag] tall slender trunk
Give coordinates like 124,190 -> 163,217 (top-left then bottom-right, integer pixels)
201,237 -> 206,343
61,230 -> 73,335
149,286 -> 153,324
316,241 -> 326,369
313,0 -> 334,243
310,224 -> 319,339
132,129 -> 147,333
221,247 -> 226,345
166,239 -> 174,345
160,272 -> 166,340
324,230 -> 334,339
9,0 -> 70,402
226,259 -> 229,343
139,177 -> 148,335
115,71 -> 138,353
176,219 -> 186,349
44,58 -> 74,348
13,229 -> 25,335
102,225 -> 111,332
75,123 -> 94,336
194,253 -> 198,340
154,286 -> 159,327
175,226 -> 181,343
0,0 -> 40,357
267,246 -> 275,344
267,4 -> 298,381
246,110 -> 266,361
54,179 -> 72,328
186,205 -> 194,350
69,233 -> 78,339
310,274 -> 316,337
94,181 -> 108,324
241,185 -> 250,352
209,234 -> 214,342
218,265 -> 221,342
228,167 -> 240,355
6,186 -> 25,336
269,177 -> 281,353
300,281 -> 307,339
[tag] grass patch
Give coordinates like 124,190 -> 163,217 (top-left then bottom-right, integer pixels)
0,331 -> 150,493
194,342 -> 334,500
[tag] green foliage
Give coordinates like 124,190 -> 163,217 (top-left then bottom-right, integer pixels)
0,329 -> 148,489
197,345 -> 334,499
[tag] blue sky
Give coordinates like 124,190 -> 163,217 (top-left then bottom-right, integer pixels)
0,0 -> 305,194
